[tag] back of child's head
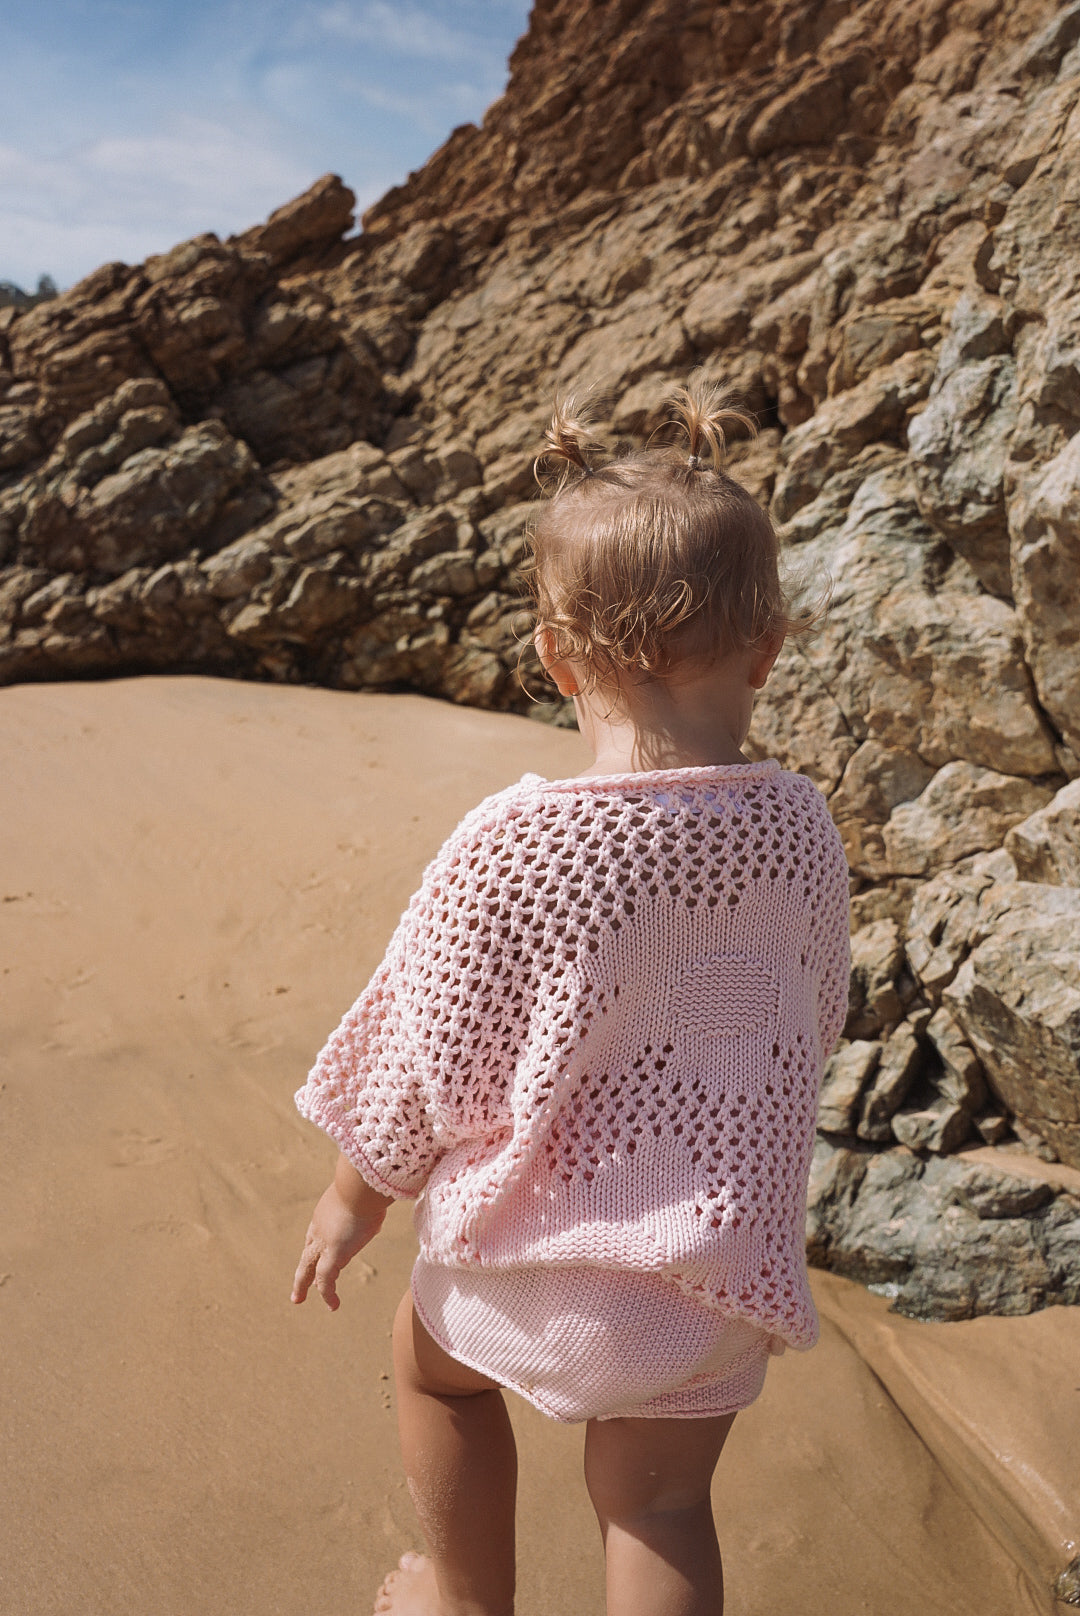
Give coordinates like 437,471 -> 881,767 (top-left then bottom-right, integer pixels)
525,379 -> 813,693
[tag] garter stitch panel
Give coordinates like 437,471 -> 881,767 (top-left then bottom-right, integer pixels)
296,760 -> 850,1350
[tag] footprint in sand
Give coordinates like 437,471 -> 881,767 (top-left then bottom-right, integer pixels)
133,1218 -> 212,1245
110,1130 -> 179,1167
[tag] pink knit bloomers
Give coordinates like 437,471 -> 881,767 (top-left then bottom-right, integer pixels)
296,761 -> 851,1423
411,1259 -> 773,1421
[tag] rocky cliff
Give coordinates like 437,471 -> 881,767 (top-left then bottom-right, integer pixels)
3,0 -> 1080,1319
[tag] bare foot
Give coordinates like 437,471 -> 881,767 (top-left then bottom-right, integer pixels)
373,1551 -> 441,1616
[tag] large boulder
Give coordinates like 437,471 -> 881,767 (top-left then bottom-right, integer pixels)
807,1139 -> 1080,1320
944,883 -> 1080,1169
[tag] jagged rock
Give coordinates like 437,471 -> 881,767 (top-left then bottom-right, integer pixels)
975,1112 -> 1011,1146
858,1022 -> 924,1143
944,881 -> 1080,1168
227,566 -> 365,645
891,1102 -> 971,1154
932,288 -> 1010,376
747,70 -> 849,158
16,418 -> 272,577
431,443 -> 483,501
807,1140 -> 1080,1319
1013,1117 -> 1062,1164
409,552 -> 478,598
216,350 -> 380,465
1005,779 -> 1080,885
6,262 -> 151,420
365,510 -> 461,590
200,537 -> 276,600
849,879 -> 919,933
818,1040 -> 882,1135
137,558 -> 212,621
880,762 -> 1054,877
558,297 -> 692,397
948,1163 -> 1053,1218
924,1005 -> 987,1111
684,252 -> 820,351
1016,0 -> 1080,77
905,851 -> 1016,1003
907,356 -> 1018,597
757,463 -> 1058,832
1008,430 -> 1080,763
232,172 -> 355,267
744,636 -> 857,796
827,297 -> 938,396
865,587 -> 1054,780
830,744 -> 936,875
770,352 -> 934,523
0,566 -> 46,619
440,642 -> 509,706
899,849 -> 1080,1167
845,919 -> 903,1038
337,606 -> 444,687
0,405 -> 43,473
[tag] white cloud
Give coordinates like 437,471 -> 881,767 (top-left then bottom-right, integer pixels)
350,76 -> 497,135
0,118 -> 324,289
0,0 -> 531,290
314,1 -> 492,63
87,119 -> 312,212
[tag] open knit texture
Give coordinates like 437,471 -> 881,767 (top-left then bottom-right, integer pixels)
296,761 -> 851,1415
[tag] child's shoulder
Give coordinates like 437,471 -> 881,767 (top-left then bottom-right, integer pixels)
447,773 -> 548,836
441,762 -> 838,841
414,763 -> 846,929
427,775 -> 549,867
442,763 -> 839,858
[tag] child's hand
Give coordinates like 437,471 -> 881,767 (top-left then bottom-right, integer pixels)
291,1153 -> 393,1311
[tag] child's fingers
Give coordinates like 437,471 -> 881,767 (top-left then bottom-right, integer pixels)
291,1243 -> 318,1303
314,1251 -> 342,1310
291,1245 -> 340,1309
291,1229 -> 329,1305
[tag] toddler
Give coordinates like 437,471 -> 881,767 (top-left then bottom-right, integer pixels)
291,381 -> 851,1616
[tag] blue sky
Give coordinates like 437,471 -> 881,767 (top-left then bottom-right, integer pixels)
0,0 -> 532,291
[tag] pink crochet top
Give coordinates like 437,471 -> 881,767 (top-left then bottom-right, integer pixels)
296,761 -> 850,1359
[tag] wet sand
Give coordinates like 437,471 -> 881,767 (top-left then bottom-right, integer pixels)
2,674 -> 1075,1615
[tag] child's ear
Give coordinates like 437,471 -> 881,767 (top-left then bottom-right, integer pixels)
533,626 -> 580,698
533,625 -> 556,672
748,634 -> 784,691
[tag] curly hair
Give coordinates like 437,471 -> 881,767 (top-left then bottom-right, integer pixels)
523,377 -> 818,693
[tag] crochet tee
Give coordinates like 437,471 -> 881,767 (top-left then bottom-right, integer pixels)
296,760 -> 851,1406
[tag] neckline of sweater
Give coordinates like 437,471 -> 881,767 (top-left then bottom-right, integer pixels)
519,758 -> 783,790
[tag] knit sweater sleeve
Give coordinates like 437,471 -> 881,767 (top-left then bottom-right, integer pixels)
294,799 -> 516,1197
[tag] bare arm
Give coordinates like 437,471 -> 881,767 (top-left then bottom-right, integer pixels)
291,1152 -> 394,1311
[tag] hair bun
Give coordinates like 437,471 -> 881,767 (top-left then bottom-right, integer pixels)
538,394 -> 606,484
669,378 -> 757,471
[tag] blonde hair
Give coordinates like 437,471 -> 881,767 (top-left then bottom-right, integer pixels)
524,379 -> 816,693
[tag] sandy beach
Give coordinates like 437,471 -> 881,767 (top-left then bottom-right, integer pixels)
2,674 -> 1076,1616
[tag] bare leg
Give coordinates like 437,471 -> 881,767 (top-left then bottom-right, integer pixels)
584,1412 -> 737,1616
374,1290 -> 517,1616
